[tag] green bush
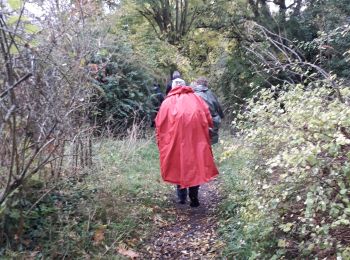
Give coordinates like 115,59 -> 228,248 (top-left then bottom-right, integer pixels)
220,84 -> 350,258
90,41 -> 155,134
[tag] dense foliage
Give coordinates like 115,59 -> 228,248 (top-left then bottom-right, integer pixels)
216,2 -> 350,256
89,42 -> 154,133
220,84 -> 350,258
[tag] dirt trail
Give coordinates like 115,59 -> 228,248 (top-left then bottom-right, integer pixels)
141,179 -> 224,259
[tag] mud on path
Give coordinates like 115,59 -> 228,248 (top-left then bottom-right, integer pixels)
141,179 -> 225,259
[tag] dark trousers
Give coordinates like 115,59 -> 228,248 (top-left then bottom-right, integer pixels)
177,185 -> 199,202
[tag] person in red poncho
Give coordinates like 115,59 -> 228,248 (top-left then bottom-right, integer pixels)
155,78 -> 219,207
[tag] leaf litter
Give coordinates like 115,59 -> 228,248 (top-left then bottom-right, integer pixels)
139,179 -> 225,259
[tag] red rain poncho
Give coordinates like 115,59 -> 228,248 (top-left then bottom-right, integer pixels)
155,86 -> 219,188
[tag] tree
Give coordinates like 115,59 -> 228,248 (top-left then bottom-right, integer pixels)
133,0 -> 206,45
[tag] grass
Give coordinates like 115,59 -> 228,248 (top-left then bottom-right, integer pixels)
215,137 -> 277,259
2,129 -> 265,259
0,132 -> 171,258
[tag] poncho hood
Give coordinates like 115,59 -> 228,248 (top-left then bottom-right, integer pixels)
167,85 -> 194,96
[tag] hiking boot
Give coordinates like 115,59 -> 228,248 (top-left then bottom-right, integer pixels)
188,185 -> 200,207
190,198 -> 200,207
176,185 -> 187,204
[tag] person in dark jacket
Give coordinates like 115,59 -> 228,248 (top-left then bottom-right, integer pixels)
150,84 -> 165,127
192,77 -> 224,144
165,71 -> 182,95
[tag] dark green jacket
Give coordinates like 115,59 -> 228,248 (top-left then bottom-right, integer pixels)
192,85 -> 224,144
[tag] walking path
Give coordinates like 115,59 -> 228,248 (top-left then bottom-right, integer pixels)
141,179 -> 224,259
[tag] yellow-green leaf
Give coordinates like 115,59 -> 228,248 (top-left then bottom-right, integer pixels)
8,0 -> 22,10
279,222 -> 294,232
7,15 -> 20,25
10,45 -> 19,55
24,23 -> 40,34
278,239 -> 286,248
8,15 -> 29,25
29,39 -> 39,47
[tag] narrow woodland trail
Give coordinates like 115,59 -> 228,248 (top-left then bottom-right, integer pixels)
141,179 -> 225,259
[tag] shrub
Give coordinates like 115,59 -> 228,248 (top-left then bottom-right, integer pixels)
220,83 -> 350,258
89,41 -> 155,134
0,131 -> 169,258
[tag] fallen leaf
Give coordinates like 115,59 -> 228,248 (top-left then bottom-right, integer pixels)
117,247 -> 140,259
93,225 -> 106,245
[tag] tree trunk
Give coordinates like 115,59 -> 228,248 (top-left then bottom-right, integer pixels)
248,0 -> 260,18
138,0 -> 197,46
176,0 -> 179,37
181,0 -> 189,37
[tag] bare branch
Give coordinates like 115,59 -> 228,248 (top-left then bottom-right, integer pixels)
0,73 -> 32,99
244,22 -> 344,102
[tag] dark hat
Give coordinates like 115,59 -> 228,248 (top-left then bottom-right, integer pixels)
172,71 -> 181,79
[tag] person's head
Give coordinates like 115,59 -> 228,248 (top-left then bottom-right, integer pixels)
172,78 -> 186,88
196,76 -> 208,87
172,71 -> 181,80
